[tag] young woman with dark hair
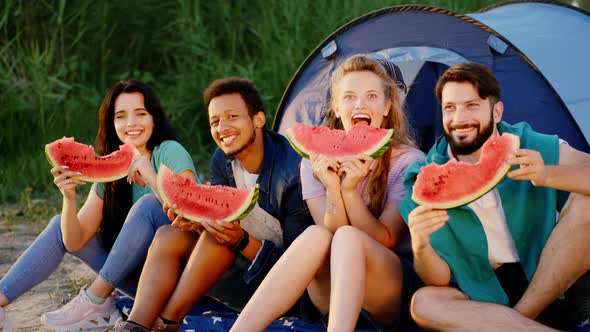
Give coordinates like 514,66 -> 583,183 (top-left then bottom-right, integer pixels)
0,80 -> 197,332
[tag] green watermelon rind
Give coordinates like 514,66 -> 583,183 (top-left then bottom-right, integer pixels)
286,125 -> 395,160
44,137 -> 134,183
224,184 -> 259,222
411,134 -> 520,209
157,164 -> 259,223
285,130 -> 311,159
367,130 -> 395,159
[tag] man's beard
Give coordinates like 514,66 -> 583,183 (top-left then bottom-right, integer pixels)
445,113 -> 494,156
228,128 -> 256,157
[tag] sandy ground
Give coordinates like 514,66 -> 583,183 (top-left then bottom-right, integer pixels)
0,221 -> 106,332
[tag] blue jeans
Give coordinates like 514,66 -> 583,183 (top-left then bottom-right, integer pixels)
0,194 -> 169,302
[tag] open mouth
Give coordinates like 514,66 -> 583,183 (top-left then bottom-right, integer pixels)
352,113 -> 371,126
220,134 -> 238,146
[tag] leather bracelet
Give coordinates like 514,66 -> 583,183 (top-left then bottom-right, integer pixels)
231,229 -> 249,252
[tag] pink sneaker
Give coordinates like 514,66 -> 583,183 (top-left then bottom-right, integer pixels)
40,287 -> 121,331
0,306 -> 15,332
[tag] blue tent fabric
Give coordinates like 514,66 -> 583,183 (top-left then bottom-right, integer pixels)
469,2 -> 590,145
273,2 -> 590,154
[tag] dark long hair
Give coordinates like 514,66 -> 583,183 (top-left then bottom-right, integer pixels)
95,80 -> 177,250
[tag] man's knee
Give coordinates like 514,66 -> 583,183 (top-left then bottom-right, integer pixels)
150,225 -> 186,255
411,286 -> 466,324
560,193 -> 590,225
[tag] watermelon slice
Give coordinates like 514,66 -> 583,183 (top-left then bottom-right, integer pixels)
286,123 -> 394,160
45,137 -> 136,182
412,133 -> 520,209
157,164 -> 259,223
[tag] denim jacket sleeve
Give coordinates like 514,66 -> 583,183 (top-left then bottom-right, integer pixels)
210,148 -> 230,186
242,172 -> 312,287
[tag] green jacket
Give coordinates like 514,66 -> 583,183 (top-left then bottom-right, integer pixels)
400,121 -> 560,304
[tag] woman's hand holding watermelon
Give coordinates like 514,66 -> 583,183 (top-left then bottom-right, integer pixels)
50,165 -> 85,201
506,148 -> 547,187
338,155 -> 372,193
310,154 -> 341,191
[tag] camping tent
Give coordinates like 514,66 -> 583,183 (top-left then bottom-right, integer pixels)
273,1 -> 590,154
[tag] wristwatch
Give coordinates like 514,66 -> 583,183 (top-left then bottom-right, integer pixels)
231,229 -> 250,252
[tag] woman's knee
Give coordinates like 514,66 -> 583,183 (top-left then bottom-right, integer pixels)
48,214 -> 62,230
332,225 -> 364,248
295,225 -> 333,251
125,194 -> 164,225
47,214 -> 67,248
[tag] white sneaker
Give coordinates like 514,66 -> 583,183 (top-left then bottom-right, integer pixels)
0,306 -> 15,332
41,286 -> 121,331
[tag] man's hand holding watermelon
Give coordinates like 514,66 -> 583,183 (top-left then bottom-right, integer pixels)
507,148 -> 548,187
163,202 -> 203,234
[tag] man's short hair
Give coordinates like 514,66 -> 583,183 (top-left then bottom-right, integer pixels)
203,77 -> 265,117
435,62 -> 501,105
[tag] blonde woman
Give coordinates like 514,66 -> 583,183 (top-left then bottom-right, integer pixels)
231,55 -> 424,331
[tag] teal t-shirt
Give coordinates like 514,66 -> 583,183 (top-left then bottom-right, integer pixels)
92,140 -> 197,203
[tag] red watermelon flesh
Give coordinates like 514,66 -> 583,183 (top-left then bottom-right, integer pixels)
286,123 -> 394,160
157,164 -> 259,223
45,137 -> 136,182
412,133 -> 520,209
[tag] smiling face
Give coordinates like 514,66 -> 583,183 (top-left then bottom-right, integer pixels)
208,93 -> 265,157
113,92 -> 154,154
441,81 -> 503,157
333,70 -> 391,131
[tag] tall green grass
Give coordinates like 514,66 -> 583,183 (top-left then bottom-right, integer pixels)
0,0 -> 584,203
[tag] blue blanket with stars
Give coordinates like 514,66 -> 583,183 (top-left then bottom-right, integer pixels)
115,294 -> 590,331
114,294 -> 398,332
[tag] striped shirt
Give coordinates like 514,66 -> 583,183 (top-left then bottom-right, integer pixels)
301,147 -> 425,203
300,146 -> 425,255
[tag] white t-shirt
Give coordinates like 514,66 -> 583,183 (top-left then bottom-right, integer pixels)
468,189 -> 520,269
447,145 -> 520,269
447,139 -> 567,269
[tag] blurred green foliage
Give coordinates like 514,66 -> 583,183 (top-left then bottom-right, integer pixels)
0,0 -> 584,203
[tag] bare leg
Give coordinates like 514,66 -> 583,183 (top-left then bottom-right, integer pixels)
230,226 -> 333,332
0,293 -> 8,307
159,231 -> 237,322
87,277 -> 114,298
515,193 -> 590,318
328,226 -> 403,331
411,286 -> 558,332
126,226 -> 197,328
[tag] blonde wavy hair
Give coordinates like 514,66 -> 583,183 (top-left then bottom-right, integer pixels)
326,54 -> 415,217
